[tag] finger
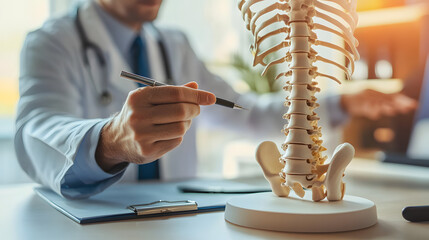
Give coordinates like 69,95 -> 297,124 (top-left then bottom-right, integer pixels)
373,101 -> 387,120
149,103 -> 200,124
184,81 -> 198,89
151,137 -> 184,159
367,110 -> 381,120
393,94 -> 418,113
133,121 -> 191,142
379,102 -> 396,116
364,102 -> 381,120
135,85 -> 216,106
151,121 -> 192,141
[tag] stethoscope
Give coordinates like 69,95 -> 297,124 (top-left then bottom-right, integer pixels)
74,7 -> 173,106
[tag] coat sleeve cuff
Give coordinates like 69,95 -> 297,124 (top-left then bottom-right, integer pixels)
64,119 -> 127,186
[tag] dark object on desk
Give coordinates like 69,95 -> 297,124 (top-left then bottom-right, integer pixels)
402,205 -> 429,222
178,180 -> 271,194
379,152 -> 429,168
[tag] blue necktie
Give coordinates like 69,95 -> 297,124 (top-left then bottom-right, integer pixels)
131,35 -> 160,180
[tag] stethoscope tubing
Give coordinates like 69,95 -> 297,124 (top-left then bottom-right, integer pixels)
74,6 -> 173,106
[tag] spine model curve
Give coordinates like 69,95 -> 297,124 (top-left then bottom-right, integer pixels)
238,0 -> 359,201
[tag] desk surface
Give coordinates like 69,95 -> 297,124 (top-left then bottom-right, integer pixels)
1,159 -> 429,240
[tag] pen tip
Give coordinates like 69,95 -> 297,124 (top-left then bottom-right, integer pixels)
234,104 -> 248,110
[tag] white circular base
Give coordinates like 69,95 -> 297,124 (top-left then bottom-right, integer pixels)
225,192 -> 377,233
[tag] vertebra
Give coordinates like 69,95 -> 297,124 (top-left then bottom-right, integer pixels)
239,0 -> 359,201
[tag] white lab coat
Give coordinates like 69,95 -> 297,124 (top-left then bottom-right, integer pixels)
15,2 -> 337,197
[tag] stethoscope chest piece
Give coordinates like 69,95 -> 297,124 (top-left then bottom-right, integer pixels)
100,91 -> 112,106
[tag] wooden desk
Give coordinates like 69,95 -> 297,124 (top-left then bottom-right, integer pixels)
1,159 -> 428,240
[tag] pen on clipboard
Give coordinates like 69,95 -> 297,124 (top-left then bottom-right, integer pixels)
120,71 -> 247,110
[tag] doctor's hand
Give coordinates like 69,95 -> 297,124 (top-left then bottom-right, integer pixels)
95,82 -> 216,173
340,89 -> 417,120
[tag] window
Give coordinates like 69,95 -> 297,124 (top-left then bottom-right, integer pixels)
0,0 -> 50,184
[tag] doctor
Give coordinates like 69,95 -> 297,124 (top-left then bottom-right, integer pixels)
15,0 -> 416,199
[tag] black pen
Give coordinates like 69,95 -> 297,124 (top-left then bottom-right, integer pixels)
120,71 -> 247,110
402,205 -> 429,222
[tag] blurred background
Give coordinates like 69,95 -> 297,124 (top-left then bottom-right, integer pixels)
0,0 -> 428,184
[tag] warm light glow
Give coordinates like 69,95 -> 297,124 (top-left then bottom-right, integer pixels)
375,60 -> 393,79
353,60 -> 369,80
340,79 -> 403,95
0,0 -> 49,115
356,0 -> 406,12
358,4 -> 429,28
374,128 -> 395,143
357,1 -> 384,12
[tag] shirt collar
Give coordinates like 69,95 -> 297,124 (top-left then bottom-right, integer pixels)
93,2 -> 139,60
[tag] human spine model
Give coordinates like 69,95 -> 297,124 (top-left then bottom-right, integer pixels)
238,0 -> 359,201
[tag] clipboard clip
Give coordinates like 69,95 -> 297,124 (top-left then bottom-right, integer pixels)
128,200 -> 198,216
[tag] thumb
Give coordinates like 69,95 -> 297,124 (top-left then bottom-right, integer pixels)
184,81 -> 199,89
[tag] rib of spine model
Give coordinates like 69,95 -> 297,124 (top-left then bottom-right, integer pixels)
238,0 -> 359,201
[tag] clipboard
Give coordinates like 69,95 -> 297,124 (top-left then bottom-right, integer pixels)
34,180 -> 259,224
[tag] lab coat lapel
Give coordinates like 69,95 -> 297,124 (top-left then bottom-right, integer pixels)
156,28 -> 181,84
79,3 -> 136,95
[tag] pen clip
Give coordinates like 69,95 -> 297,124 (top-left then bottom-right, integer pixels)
128,200 -> 198,216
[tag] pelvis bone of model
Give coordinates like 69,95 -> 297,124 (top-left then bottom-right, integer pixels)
238,0 -> 359,201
